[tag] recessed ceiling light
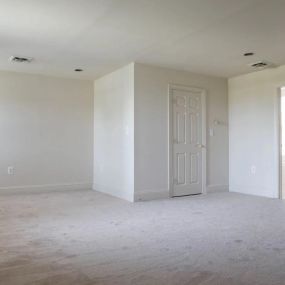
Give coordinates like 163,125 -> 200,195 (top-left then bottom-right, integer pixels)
243,52 -> 254,57
74,68 -> 83,72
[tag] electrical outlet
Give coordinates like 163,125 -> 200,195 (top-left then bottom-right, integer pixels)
7,166 -> 14,175
209,128 -> 214,137
250,165 -> 256,175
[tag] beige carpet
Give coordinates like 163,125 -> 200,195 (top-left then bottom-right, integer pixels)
0,190 -> 285,285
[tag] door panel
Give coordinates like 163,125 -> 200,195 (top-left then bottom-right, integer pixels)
190,152 -> 199,184
176,112 -> 186,144
176,153 -> 186,185
172,87 -> 205,197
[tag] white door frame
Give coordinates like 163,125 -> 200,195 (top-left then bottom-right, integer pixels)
168,84 -> 207,197
277,87 -> 284,199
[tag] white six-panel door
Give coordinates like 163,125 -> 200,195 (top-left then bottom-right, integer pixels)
170,85 -> 206,197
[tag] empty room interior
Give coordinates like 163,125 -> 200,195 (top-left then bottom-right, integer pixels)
1,1 -> 285,284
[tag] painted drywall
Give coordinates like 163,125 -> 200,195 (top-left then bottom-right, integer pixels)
134,63 -> 229,201
93,63 -> 134,202
228,65 -> 285,198
0,71 -> 94,192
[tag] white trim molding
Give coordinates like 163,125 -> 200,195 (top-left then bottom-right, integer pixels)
206,184 -> 229,193
277,87 -> 283,199
93,183 -> 134,202
134,189 -> 170,202
0,182 -> 92,195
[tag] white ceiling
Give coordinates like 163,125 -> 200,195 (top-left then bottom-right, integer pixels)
0,0 -> 284,79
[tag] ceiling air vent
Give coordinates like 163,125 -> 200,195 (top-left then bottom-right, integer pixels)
9,56 -> 33,63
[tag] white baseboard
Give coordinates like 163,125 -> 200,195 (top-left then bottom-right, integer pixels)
206,184 -> 229,193
93,183 -> 134,202
134,185 -> 229,201
0,182 -> 92,195
229,185 -> 278,199
134,189 -> 170,202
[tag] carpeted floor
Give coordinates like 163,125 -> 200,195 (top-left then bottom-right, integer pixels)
0,190 -> 285,285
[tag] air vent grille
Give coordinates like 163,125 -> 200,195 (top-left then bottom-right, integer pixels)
248,61 -> 276,70
9,56 -> 33,63
251,61 -> 268,68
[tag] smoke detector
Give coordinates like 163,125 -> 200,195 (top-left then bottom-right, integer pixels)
249,61 -> 274,70
9,56 -> 33,63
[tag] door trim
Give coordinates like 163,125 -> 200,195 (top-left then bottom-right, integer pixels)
277,87 -> 283,199
168,84 -> 207,197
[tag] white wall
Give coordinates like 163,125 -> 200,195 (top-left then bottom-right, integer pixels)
93,64 -> 134,202
134,63 -> 228,201
228,65 -> 285,198
0,71 -> 94,193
